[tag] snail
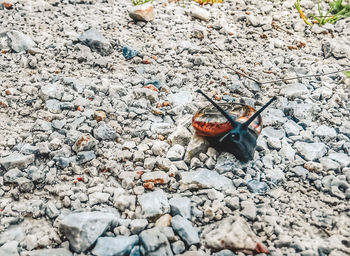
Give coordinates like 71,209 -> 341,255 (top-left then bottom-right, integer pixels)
192,89 -> 277,162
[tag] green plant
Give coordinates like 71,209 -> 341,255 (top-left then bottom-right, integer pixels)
311,0 -> 350,25
295,0 -> 313,25
132,0 -> 153,6
344,71 -> 350,78
295,0 -> 350,26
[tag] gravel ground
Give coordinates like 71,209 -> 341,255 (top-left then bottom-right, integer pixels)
0,0 -> 350,255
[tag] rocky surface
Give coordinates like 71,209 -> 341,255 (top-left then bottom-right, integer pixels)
0,0 -> 350,255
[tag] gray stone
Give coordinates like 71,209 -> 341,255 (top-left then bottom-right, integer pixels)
0,153 -> 35,170
37,142 -> 51,155
212,249 -> 237,256
294,142 -> 327,161
40,83 -> 64,101
225,196 -> 240,211
93,123 -> 117,141
171,240 -> 186,255
130,246 -> 141,256
46,99 -> 61,113
92,236 -> 139,256
78,28 -> 113,56
32,119 -> 52,132
128,3 -> 155,22
280,83 -> 309,98
27,166 -> 45,184
21,248 -> 72,256
169,196 -> 191,219
4,168 -> 24,183
180,169 -> 234,191
284,120 -> 302,136
0,226 -> 25,246
130,219 -> 148,234
138,190 -> 170,218
214,152 -> 238,174
89,192 -> 110,206
133,88 -> 158,103
247,15 -> 261,27
46,201 -> 59,219
292,166 -> 309,179
279,139 -> 296,161
315,125 -> 337,138
240,201 -> 257,220
320,157 -> 340,171
143,157 -> 157,170
16,177 -> 34,193
6,30 -> 36,52
322,38 -> 350,59
289,102 -> 314,121
171,215 -> 200,246
0,241 -> 19,256
113,193 -> 136,211
72,134 -> 98,152
261,127 -> 285,140
202,216 -> 268,254
139,228 -> 173,256
189,6 -> 210,21
267,137 -> 281,150
19,144 -> 39,155
185,135 -> 210,161
152,141 -> 170,156
76,151 -> 96,164
264,168 -> 285,184
141,171 -> 170,184
168,91 -> 192,106
247,180 -> 269,194
328,153 -> 350,168
166,144 -> 185,161
59,211 -> 115,253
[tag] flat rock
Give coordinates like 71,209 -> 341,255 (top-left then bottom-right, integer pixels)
294,142 -> 327,161
93,122 -> 118,141
141,171 -> 170,184
0,241 -> 19,256
168,91 -> 192,106
280,83 -> 309,98
0,152 -> 35,171
202,216 -> 269,254
21,248 -> 72,256
92,236 -> 139,256
167,144 -> 185,161
328,153 -> 350,167
138,190 -> 170,218
169,196 -> 191,220
139,228 -> 173,256
322,38 -> 350,59
314,125 -> 337,138
171,215 -> 199,246
78,28 -> 113,56
168,126 -> 192,146
130,219 -> 148,234
189,6 -> 210,21
72,134 -> 98,152
5,30 -> 36,52
129,3 -> 155,22
59,211 -> 115,253
180,168 -> 234,191
184,134 -> 210,161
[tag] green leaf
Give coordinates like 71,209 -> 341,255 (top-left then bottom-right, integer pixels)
344,71 -> 350,78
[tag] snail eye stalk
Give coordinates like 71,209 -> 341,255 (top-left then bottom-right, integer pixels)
196,89 -> 240,128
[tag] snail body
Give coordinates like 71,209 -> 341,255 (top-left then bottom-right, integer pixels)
192,90 -> 277,161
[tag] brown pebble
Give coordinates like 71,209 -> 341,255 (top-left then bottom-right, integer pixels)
94,110 -> 106,122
